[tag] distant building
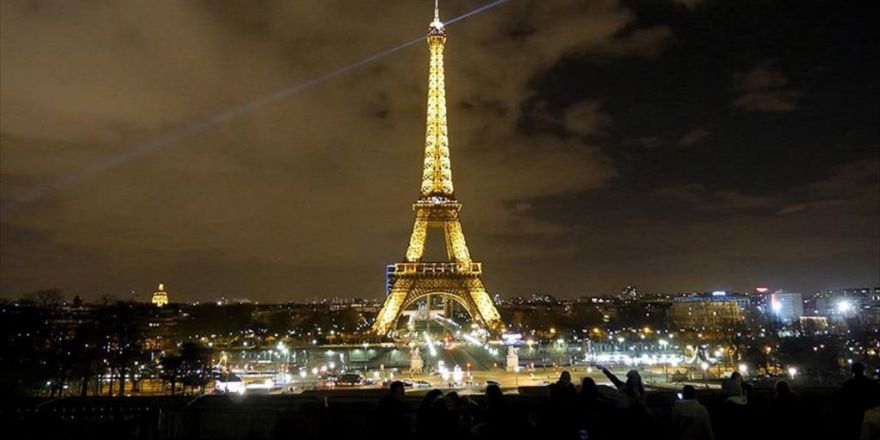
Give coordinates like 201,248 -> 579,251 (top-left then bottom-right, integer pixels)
620,285 -> 638,301
770,291 -> 803,323
152,283 -> 169,307
385,264 -> 396,296
798,316 -> 829,333
669,291 -> 749,329
807,287 -> 879,319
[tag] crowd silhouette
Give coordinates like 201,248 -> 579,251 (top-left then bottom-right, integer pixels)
371,362 -> 880,440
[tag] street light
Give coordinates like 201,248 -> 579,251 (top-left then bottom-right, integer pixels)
701,362 -> 709,388
738,363 -> 748,375
659,339 -> 669,382
788,367 -> 797,380
277,342 -> 290,380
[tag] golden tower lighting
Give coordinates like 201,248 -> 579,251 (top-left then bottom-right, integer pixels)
372,4 -> 503,335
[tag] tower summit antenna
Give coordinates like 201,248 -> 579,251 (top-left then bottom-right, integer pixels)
430,0 -> 445,32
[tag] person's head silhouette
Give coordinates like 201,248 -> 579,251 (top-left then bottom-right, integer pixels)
580,377 -> 598,398
626,370 -> 643,389
775,380 -> 791,396
852,362 -> 866,377
389,381 -> 406,399
681,385 -> 697,400
486,384 -> 503,400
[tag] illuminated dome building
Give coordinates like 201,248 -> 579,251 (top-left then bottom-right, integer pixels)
151,283 -> 169,307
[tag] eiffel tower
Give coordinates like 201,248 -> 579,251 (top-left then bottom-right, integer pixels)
373,4 -> 503,335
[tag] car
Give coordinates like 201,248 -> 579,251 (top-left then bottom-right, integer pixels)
485,379 -> 500,387
337,373 -> 364,386
401,380 -> 414,388
414,380 -> 432,388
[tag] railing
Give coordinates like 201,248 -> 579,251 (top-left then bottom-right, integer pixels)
391,262 -> 481,275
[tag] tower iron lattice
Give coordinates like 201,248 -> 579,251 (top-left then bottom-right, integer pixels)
373,5 -> 503,335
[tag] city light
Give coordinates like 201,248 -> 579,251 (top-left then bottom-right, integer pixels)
452,365 -> 464,383
423,333 -> 437,357
738,363 -> 748,374
771,298 -> 782,314
836,300 -> 853,314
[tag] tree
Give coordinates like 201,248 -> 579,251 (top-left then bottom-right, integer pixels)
96,294 -> 118,306
726,305 -> 774,366
160,355 -> 184,395
22,289 -> 65,308
776,335 -> 844,382
99,302 -> 147,396
179,342 -> 214,395
0,305 -> 53,395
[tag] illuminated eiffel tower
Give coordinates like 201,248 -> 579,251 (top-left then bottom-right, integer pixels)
373,4 -> 503,335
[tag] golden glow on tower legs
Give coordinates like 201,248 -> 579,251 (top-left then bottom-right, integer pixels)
374,280 -> 414,334
467,279 -> 502,326
406,219 -> 428,262
444,221 -> 471,263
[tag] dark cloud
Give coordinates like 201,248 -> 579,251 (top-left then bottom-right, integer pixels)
678,127 -> 711,147
1,0 -> 878,300
733,63 -> 799,112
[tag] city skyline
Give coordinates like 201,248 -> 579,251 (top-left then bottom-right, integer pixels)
2,0 -> 878,302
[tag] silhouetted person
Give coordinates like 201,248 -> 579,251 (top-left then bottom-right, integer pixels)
837,363 -> 880,439
416,389 -> 444,438
722,372 -> 747,405
600,366 -> 646,405
473,384 -> 511,439
578,377 -> 611,440
862,405 -> 880,440
599,366 -> 653,440
767,380 -> 803,439
377,381 -> 409,440
550,371 -> 578,403
718,372 -> 749,440
444,391 -> 476,435
672,385 -> 714,440
545,370 -> 579,439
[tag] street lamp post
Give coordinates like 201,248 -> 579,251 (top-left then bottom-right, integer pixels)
659,339 -> 669,383
277,342 -> 290,384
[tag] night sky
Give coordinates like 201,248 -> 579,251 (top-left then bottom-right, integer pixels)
1,0 -> 877,302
